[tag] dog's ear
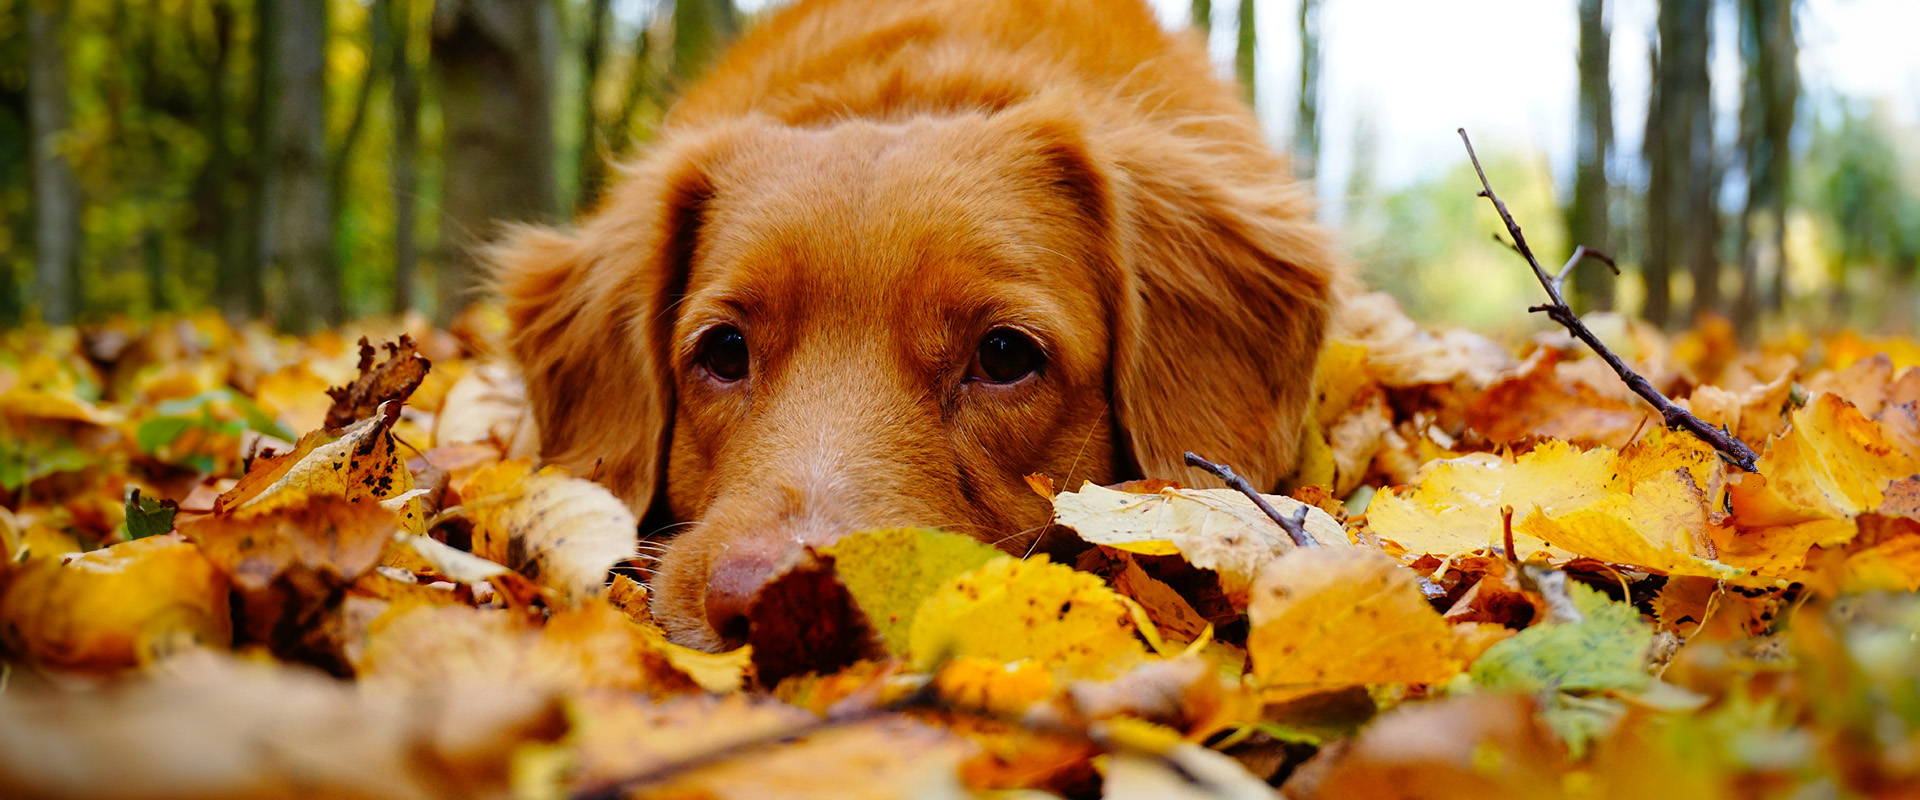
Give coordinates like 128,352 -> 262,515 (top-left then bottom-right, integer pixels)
1106,130 -> 1345,492
491,131 -> 727,516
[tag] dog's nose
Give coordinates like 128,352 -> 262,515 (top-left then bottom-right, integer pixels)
704,551 -> 780,648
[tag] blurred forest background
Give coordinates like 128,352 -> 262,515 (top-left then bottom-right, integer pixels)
2,0 -> 1916,339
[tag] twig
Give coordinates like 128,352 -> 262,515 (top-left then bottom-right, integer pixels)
1182,452 -> 1316,548
1500,505 -> 1516,565
1457,129 -> 1760,473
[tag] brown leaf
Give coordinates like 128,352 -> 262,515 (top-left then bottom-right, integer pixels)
182,494 -> 399,673
324,335 -> 432,431
0,652 -> 565,800
746,550 -> 885,687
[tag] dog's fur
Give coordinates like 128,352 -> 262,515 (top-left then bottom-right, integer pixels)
495,0 -> 1346,650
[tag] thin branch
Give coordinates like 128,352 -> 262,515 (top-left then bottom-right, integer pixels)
1552,245 -> 1619,296
1457,128 -> 1760,473
1182,452 -> 1316,548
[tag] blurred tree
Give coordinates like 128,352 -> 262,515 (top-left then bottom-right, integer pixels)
205,0 -> 262,321
1735,0 -> 1797,336
575,0 -> 614,212
390,0 -> 422,314
1644,0 -> 1714,329
673,0 -> 737,86
332,0 -> 391,257
0,8 -> 24,326
1568,0 -> 1613,311
432,0 -> 559,321
1234,0 -> 1255,108
1295,0 -> 1321,180
1807,108 -> 1920,328
1191,0 -> 1211,36
259,0 -> 342,331
26,0 -> 81,325
608,8 -> 666,165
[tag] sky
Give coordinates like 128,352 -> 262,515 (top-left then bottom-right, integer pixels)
719,0 -> 1920,206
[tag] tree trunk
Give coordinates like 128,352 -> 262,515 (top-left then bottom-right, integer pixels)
609,13 -> 661,165
1642,42 -> 1670,327
1190,0 -> 1211,36
331,0 -> 390,259
1569,0 -> 1613,311
204,0 -> 258,320
1294,0 -> 1321,180
390,0 -> 421,314
1646,0 -> 1712,329
1737,0 -> 1798,324
432,0 -> 559,322
259,0 -> 340,332
575,0 -> 614,212
672,0 -> 736,86
26,0 -> 82,325
1233,0 -> 1256,108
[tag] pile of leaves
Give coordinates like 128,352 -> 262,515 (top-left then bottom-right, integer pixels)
3,298 -> 1919,799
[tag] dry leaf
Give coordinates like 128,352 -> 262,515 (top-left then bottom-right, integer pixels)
1053,482 -> 1346,605
1247,546 -> 1461,691
458,459 -> 637,606
910,556 -> 1145,680
0,534 -> 229,671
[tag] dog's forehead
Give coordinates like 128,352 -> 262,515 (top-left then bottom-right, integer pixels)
692,118 -> 1084,294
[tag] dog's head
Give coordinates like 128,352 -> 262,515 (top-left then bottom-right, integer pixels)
495,99 -> 1334,650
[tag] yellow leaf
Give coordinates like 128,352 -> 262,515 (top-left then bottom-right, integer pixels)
909,556 -> 1145,680
821,527 -> 1004,656
217,407 -> 426,534
1247,546 -> 1461,690
459,459 -> 638,606
1365,439 -> 1613,561
1053,482 -> 1347,604
1729,392 -> 1916,528
0,535 -> 230,671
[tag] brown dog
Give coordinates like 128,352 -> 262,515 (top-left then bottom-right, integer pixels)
495,0 -> 1345,650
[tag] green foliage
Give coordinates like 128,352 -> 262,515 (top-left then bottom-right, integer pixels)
1464,582 -> 1655,757
122,486 -> 178,540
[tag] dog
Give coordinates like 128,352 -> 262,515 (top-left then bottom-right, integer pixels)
495,0 -> 1346,650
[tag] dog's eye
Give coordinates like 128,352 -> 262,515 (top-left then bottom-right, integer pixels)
697,325 -> 750,382
968,328 -> 1044,384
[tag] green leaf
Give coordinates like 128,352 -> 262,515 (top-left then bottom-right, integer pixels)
0,442 -> 98,491
1470,582 -> 1653,695
123,487 -> 178,540
821,527 -> 1004,656
135,415 -> 198,454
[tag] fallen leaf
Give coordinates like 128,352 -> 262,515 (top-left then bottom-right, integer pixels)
216,402 -> 427,534
744,550 -> 885,687
458,458 -> 637,606
433,360 -> 533,453
821,527 -> 1003,656
1053,482 -> 1347,605
910,556 -> 1146,680
0,652 -> 565,800
324,335 -> 432,431
1246,546 -> 1461,691
0,534 -> 230,671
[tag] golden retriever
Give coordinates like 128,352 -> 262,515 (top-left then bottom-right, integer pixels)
495,0 -> 1345,650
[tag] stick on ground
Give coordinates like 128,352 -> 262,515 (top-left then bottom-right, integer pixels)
1182,452 -> 1317,548
1457,128 -> 1761,473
